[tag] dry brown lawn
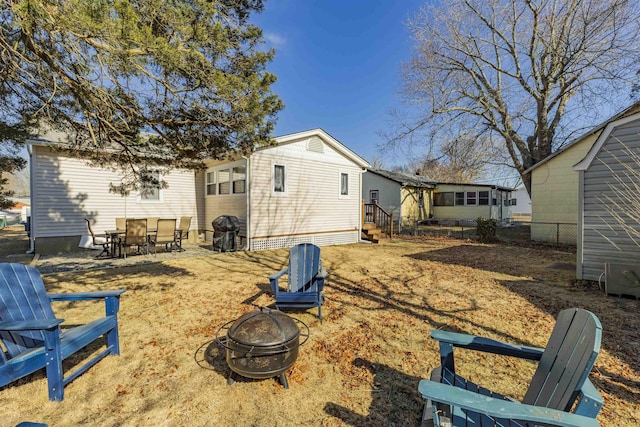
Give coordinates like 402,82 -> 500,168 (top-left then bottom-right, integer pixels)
0,230 -> 638,426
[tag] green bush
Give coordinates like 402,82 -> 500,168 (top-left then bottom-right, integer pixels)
476,217 -> 497,243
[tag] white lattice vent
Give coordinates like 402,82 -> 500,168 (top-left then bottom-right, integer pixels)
250,231 -> 358,251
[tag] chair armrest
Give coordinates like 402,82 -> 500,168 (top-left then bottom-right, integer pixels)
0,319 -> 64,331
269,268 -> 288,293
574,379 -> 604,418
48,290 -> 126,301
315,268 -> 327,292
431,330 -> 544,360
418,380 -> 600,427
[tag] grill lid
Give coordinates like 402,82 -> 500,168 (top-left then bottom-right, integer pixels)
227,307 -> 300,347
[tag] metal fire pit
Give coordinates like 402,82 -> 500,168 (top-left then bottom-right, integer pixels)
216,307 -> 309,388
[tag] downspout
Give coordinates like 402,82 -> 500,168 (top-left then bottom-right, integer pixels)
360,168 -> 367,241
242,155 -> 250,251
26,144 -> 35,254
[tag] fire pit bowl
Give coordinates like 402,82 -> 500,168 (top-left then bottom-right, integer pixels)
215,307 -> 309,388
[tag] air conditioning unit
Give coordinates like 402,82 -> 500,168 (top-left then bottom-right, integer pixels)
603,263 -> 640,299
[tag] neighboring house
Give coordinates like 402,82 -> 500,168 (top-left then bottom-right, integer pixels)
573,112 -> 640,281
202,129 -> 370,250
510,186 -> 532,221
27,138 -> 200,254
27,128 -> 370,254
431,183 -> 513,222
362,169 -> 513,224
361,169 -> 436,226
526,101 -> 640,244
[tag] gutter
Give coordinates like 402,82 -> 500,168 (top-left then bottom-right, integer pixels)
26,144 -> 35,254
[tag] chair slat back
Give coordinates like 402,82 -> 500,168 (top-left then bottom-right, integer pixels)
146,217 -> 159,230
156,219 -> 176,243
125,218 -> 147,246
178,216 -> 191,236
0,263 -> 56,358
523,308 -> 601,411
288,244 -> 321,292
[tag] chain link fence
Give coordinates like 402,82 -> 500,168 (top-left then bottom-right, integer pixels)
395,217 -> 577,248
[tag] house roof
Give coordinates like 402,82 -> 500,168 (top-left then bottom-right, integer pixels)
28,127 -> 372,169
523,101 -> 640,175
367,169 -> 436,188
433,182 -> 515,192
574,111 -> 640,171
265,128 -> 371,168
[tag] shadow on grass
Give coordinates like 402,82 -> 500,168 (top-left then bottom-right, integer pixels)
324,358 -> 423,426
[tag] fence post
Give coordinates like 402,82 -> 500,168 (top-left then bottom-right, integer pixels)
390,214 -> 394,236
556,222 -> 560,246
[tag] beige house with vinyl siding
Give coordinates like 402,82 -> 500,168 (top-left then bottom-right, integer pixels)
203,128 -> 370,250
27,128 -> 369,254
27,141 -> 199,255
526,102 -> 640,244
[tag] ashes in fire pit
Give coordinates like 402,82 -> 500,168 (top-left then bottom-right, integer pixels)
216,307 -> 309,389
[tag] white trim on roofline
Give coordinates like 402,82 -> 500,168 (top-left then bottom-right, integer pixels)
262,128 -> 371,168
573,111 -> 640,171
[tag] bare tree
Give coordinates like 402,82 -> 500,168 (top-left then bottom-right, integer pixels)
408,134 -> 507,182
386,0 -> 640,194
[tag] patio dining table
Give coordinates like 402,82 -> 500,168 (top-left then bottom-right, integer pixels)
105,228 -> 157,258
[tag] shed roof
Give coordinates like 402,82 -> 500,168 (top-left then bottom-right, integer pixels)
574,111 -> 640,171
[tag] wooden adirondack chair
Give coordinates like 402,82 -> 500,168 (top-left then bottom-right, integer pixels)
0,263 -> 126,401
419,308 -> 603,427
269,243 -> 327,321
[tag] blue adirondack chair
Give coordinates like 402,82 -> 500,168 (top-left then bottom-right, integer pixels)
269,243 -> 327,320
419,308 -> 603,427
0,263 -> 125,401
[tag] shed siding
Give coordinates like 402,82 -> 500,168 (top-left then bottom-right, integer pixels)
249,137 -> 361,249
32,146 -> 198,245
580,119 -> 640,280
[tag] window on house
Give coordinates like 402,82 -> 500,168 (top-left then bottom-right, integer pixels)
274,164 -> 286,193
340,172 -> 349,196
466,191 -> 477,205
232,166 -> 246,194
206,171 -> 217,196
511,199 -> 517,206
433,192 -> 454,206
418,191 -> 424,207
139,170 -> 161,202
218,169 -> 230,195
455,192 -> 465,206
479,191 -> 490,206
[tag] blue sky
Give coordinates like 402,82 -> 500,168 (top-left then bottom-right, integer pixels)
251,0 -> 426,167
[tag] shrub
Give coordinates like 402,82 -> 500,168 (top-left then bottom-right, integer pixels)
476,217 -> 497,243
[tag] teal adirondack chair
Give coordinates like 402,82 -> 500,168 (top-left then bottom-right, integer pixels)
419,308 -> 603,427
269,243 -> 327,320
0,263 -> 125,401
